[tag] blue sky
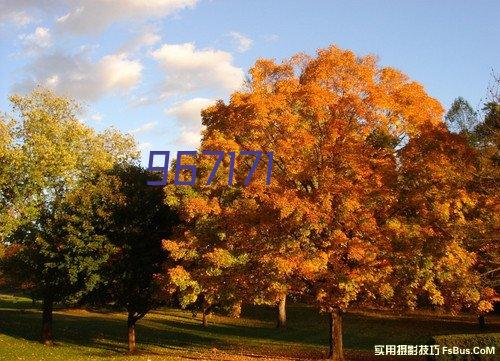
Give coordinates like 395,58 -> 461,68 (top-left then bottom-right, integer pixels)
1,0 -> 498,163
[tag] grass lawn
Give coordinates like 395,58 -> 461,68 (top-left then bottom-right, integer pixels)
0,293 -> 498,360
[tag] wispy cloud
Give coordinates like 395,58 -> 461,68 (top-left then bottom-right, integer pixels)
56,0 -> 198,35
165,97 -> 215,148
129,121 -> 158,135
263,34 -> 279,43
229,31 -> 253,53
19,27 -> 52,54
119,26 -> 162,55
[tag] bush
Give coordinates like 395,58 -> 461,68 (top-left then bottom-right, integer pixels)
429,333 -> 499,361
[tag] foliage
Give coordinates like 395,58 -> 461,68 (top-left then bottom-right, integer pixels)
92,165 -> 177,320
167,45 -> 453,315
445,97 -> 479,138
0,88 -> 138,306
389,127 -> 492,313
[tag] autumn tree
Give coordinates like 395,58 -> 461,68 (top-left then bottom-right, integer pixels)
443,77 -> 499,327
162,121 -> 313,328
387,126 -> 494,317
163,180 -> 251,327
0,89 -> 137,345
468,75 -> 500,326
163,45 -> 457,360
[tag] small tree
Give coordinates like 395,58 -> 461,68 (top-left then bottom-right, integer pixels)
445,97 -> 479,138
96,165 -> 177,352
163,185 -> 249,327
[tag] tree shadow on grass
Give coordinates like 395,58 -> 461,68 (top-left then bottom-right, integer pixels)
1,303 -> 498,360
0,308 -> 228,356
150,304 -> 500,352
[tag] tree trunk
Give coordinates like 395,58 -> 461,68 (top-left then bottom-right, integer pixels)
127,313 -> 137,353
276,294 -> 287,329
42,296 -> 54,346
202,307 -> 208,327
328,308 -> 344,361
478,314 -> 486,330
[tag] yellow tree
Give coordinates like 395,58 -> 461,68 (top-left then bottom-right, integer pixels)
0,89 -> 138,345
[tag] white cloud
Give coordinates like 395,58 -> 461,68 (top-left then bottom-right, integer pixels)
19,27 -> 52,52
151,43 -> 244,96
90,112 -> 103,121
138,142 -> 152,151
177,130 -> 202,148
165,97 -> 215,148
119,27 -> 161,54
229,31 -> 253,53
14,51 -> 142,101
263,34 -> 279,43
99,53 -> 142,90
129,121 -> 158,134
1,1 -> 197,34
165,97 -> 215,127
56,0 -> 198,35
9,11 -> 34,27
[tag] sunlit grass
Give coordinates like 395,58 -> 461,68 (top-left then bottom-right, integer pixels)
0,293 -> 498,360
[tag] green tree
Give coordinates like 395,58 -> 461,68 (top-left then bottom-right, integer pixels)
0,88 -> 138,345
445,96 -> 479,138
91,165 -> 177,352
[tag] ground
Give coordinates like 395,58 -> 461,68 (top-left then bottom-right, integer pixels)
0,294 -> 498,360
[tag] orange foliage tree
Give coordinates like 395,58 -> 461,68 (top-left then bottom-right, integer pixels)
387,127 -> 494,315
162,45 -> 491,360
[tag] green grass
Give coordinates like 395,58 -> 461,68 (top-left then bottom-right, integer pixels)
0,293 -> 498,360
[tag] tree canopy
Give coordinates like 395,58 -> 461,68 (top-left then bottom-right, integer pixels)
0,88 -> 138,344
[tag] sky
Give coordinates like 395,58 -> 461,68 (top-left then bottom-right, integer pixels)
1,0 -> 499,163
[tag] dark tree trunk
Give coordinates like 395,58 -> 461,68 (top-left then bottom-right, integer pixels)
202,307 -> 208,327
42,296 -> 54,346
478,315 -> 486,330
276,294 -> 287,329
328,308 -> 344,361
127,312 -> 137,353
